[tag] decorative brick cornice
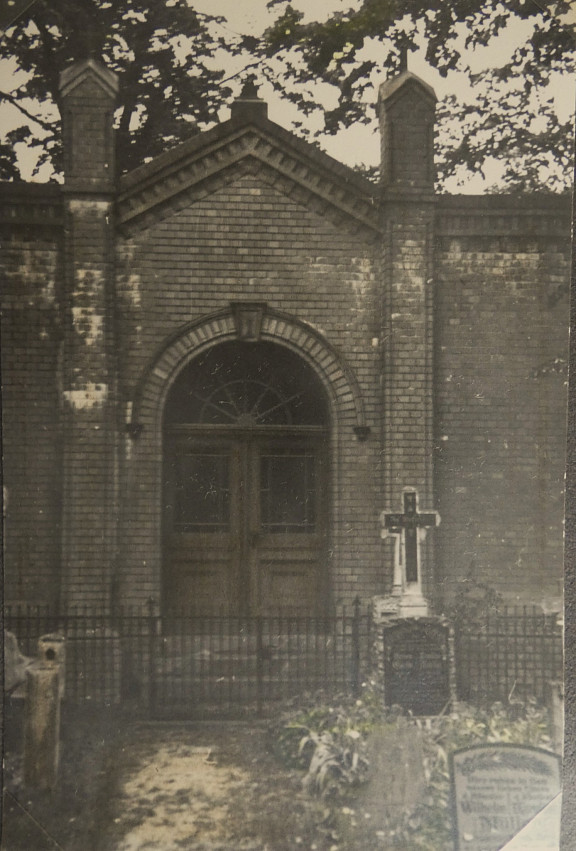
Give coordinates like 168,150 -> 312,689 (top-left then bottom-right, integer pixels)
436,194 -> 571,238
0,183 -> 63,227
117,119 -> 380,237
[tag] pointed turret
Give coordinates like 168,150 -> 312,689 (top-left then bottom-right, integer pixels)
377,71 -> 437,191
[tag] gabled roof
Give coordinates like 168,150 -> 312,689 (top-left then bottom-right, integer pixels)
117,107 -> 380,237
378,71 -> 437,108
60,59 -> 119,99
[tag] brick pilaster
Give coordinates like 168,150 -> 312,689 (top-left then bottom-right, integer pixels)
378,73 -> 438,601
59,61 -> 119,610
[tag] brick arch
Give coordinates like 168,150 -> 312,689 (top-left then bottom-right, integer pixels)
123,308 -> 368,610
133,308 -> 366,435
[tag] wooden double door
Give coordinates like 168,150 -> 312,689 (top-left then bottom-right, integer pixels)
163,428 -> 328,616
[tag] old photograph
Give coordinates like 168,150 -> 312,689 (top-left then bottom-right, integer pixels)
1,1 -> 573,848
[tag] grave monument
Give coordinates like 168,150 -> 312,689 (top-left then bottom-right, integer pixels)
375,488 -> 455,715
450,744 -> 561,851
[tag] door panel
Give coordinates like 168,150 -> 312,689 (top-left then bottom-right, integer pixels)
164,433 -> 327,616
259,451 -> 317,533
251,440 -> 326,616
163,439 -> 243,614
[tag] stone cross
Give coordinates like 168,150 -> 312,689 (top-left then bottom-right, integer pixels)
381,490 -> 440,586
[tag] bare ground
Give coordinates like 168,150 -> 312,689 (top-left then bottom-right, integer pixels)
2,709 -> 346,851
94,722 -> 338,851
3,708 -> 391,851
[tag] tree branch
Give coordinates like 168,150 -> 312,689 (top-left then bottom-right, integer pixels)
0,90 -> 54,131
33,13 -> 63,105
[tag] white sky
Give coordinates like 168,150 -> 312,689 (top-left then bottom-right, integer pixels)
1,0 -> 574,190
195,0 -> 575,191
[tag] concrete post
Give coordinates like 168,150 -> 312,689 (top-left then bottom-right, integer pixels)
23,633 -> 65,790
23,665 -> 61,790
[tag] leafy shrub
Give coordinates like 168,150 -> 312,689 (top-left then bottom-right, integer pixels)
271,687 -> 389,797
272,692 -> 555,848
444,572 -> 503,625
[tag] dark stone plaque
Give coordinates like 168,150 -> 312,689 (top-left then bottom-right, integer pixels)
451,744 -> 561,851
383,619 -> 451,715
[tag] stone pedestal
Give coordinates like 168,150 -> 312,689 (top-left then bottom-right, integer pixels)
374,591 -> 429,620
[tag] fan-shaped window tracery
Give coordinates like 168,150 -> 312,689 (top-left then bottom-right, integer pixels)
164,341 -> 328,428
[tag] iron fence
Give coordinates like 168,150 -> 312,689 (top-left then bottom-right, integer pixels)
4,605 -> 149,706
454,606 -> 563,706
4,603 -> 373,718
148,607 -> 372,719
4,604 -> 563,715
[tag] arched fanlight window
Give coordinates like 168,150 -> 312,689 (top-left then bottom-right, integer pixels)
164,341 -> 328,428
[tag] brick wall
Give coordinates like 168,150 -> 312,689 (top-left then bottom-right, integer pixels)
59,202 -> 117,609
1,221 -> 62,605
379,202 -> 437,598
434,198 -> 570,609
1,185 -> 569,613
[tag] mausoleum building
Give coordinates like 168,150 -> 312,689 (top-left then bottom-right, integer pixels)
1,60 -> 569,618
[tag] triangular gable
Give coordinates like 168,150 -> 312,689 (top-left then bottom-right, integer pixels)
117,113 -> 380,237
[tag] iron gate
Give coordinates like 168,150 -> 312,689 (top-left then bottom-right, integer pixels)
148,607 -> 371,719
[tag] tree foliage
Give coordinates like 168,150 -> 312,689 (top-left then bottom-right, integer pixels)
256,0 -> 576,190
0,0 -> 241,179
1,0 -> 575,189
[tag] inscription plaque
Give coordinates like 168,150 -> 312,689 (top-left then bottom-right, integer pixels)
451,744 -> 561,851
383,620 -> 451,715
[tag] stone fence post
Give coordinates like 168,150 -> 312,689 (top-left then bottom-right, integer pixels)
546,679 -> 564,755
23,633 -> 65,790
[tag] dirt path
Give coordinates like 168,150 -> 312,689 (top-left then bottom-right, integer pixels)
109,743 -> 252,850
95,723 -> 337,851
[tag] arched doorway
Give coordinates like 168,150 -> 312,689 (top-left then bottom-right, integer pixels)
162,341 -> 330,616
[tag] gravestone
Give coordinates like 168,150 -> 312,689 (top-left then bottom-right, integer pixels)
382,618 -> 453,715
451,744 -> 561,851
363,719 -> 426,819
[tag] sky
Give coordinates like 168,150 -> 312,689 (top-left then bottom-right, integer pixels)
1,0 -> 574,190
195,0 -> 575,191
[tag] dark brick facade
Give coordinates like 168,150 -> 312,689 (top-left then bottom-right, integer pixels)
1,62 -> 569,614
434,197 -> 569,609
